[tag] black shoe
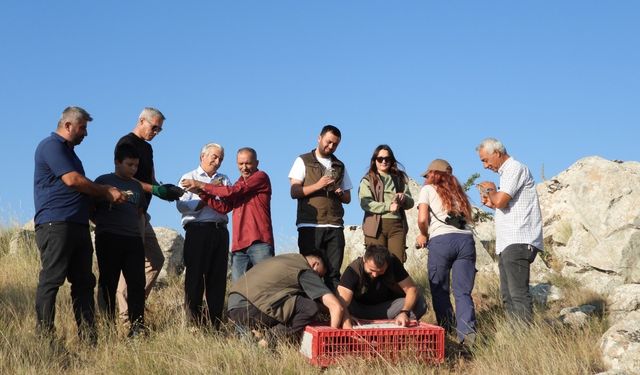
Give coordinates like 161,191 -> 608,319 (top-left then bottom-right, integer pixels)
461,332 -> 476,349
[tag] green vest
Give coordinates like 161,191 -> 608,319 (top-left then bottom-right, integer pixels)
296,150 -> 346,226
229,253 -> 312,323
361,172 -> 408,238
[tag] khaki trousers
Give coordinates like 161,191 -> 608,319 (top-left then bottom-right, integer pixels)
116,214 -> 165,322
364,218 -> 407,262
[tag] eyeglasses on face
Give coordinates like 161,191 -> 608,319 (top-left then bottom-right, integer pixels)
145,119 -> 163,134
376,156 -> 393,163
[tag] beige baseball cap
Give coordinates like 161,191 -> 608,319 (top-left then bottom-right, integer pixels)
421,159 -> 452,177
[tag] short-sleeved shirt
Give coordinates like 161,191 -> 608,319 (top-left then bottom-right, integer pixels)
92,173 -> 146,237
288,155 -> 353,192
495,157 -> 544,254
34,132 -> 90,225
227,269 -> 330,311
417,185 -> 472,239
339,256 -> 409,305
116,133 -> 154,211
288,155 -> 353,228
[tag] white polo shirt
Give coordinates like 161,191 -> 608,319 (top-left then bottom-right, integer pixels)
494,157 -> 544,254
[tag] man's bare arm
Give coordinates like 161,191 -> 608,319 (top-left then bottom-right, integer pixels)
61,171 -> 125,203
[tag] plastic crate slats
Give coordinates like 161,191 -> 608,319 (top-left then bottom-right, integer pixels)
301,321 -> 445,366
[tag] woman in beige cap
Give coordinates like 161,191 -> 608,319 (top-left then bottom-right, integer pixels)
416,159 -> 477,347
359,144 -> 414,262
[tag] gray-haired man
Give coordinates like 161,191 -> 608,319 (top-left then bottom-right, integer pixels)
115,108 -> 181,323
476,137 -> 543,322
34,106 -> 127,343
178,143 -> 231,328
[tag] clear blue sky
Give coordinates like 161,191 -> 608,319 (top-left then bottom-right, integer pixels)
1,1 -> 638,252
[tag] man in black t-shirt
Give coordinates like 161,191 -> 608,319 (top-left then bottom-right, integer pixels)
114,107 -> 168,323
338,245 -> 427,327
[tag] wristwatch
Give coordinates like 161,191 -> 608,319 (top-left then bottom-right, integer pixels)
398,310 -> 410,317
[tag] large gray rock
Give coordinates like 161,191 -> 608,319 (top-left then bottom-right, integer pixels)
9,222 -> 185,283
7,220 -> 37,256
153,227 -> 185,280
600,310 -> 640,374
8,229 -> 37,256
608,284 -> 640,322
559,304 -> 597,327
530,283 -> 564,305
539,157 -> 640,295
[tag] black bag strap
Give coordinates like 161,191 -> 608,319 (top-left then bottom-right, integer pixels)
428,205 -> 448,225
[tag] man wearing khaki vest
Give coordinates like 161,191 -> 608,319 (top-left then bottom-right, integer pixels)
227,252 -> 345,346
288,125 -> 352,291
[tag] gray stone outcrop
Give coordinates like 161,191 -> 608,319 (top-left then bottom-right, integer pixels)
539,157 -> 640,295
8,221 -> 184,281
607,284 -> 640,322
153,226 -> 185,280
600,310 -> 640,374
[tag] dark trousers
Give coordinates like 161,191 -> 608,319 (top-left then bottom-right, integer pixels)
349,294 -> 428,321
499,243 -> 537,322
427,233 -> 477,341
95,232 -> 145,330
228,296 -> 319,339
34,222 -> 96,336
298,227 -> 345,291
183,223 -> 229,328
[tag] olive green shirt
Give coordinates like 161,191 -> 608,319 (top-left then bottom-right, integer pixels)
359,172 -> 414,220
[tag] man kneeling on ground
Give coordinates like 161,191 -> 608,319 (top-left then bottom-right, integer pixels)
228,252 -> 345,345
338,245 -> 427,327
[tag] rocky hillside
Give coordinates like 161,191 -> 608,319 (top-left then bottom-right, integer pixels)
9,156 -> 640,373
344,156 -> 640,374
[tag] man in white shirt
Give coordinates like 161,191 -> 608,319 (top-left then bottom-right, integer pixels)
288,125 -> 352,291
177,143 -> 231,328
476,137 -> 544,323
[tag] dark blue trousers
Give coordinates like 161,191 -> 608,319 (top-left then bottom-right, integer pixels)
427,232 -> 477,341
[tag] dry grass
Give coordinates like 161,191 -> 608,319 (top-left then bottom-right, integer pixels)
0,227 -> 607,374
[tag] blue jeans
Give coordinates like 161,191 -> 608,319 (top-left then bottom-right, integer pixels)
231,242 -> 274,282
427,233 -> 477,341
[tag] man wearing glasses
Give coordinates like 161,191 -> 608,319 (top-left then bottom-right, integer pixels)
114,107 -> 169,326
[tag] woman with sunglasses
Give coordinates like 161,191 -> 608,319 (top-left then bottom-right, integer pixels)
416,159 -> 477,347
359,144 -> 414,263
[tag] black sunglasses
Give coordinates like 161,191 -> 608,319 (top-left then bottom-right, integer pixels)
376,156 -> 393,163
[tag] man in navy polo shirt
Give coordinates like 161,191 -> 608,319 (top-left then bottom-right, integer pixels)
33,106 -> 127,343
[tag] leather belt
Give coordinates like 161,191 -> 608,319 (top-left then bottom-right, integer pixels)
185,221 -> 227,230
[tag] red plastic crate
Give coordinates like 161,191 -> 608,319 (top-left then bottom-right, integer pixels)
300,320 -> 445,367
